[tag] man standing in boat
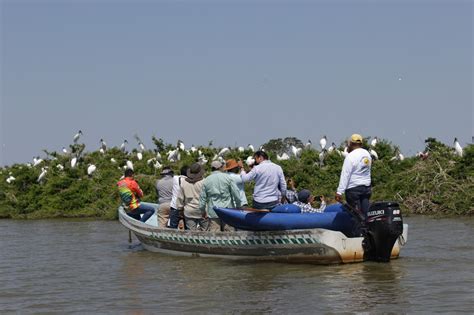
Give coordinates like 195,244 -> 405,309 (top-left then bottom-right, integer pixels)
335,134 -> 372,217
117,168 -> 155,223
199,160 -> 242,231
240,150 -> 287,210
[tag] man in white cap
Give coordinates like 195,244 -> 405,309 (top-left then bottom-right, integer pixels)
199,160 -> 242,232
335,134 -> 372,216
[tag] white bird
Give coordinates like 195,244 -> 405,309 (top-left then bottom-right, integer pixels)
37,167 -> 47,183
370,148 -> 379,160
33,157 -> 43,167
120,139 -> 128,152
155,150 -> 162,161
110,158 -> 117,164
73,130 -> 83,143
62,147 -> 68,154
56,164 -> 64,171
198,155 -> 208,165
218,147 -> 231,157
318,151 -> 325,167
167,149 -> 180,162
153,160 -> 162,169
245,156 -> 255,166
342,146 -> 349,158
319,136 -> 327,150
126,160 -> 134,170
238,146 -> 245,153
277,152 -> 290,161
416,151 -> 429,160
138,141 -> 146,152
6,176 -> 15,184
71,157 -> 78,168
248,144 -> 255,152
178,140 -> 185,151
100,139 -> 107,153
191,145 -> 197,153
26,163 -> 32,168
291,145 -> 302,158
327,142 -> 336,153
454,137 -> 463,157
137,152 -> 143,161
305,140 -> 312,149
87,164 -> 97,177
370,137 -> 378,147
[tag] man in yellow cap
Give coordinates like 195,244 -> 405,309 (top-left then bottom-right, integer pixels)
335,134 -> 372,216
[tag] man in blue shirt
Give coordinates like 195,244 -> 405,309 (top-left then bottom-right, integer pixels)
240,151 -> 287,210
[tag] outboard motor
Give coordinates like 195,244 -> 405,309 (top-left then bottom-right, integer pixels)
364,201 -> 403,262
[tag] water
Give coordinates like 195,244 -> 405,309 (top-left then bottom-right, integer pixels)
1,216 -> 473,313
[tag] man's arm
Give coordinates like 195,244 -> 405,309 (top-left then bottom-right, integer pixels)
278,167 -> 287,203
336,157 -> 352,200
198,184 -> 208,217
240,167 -> 257,183
130,180 -> 144,199
229,179 -> 242,208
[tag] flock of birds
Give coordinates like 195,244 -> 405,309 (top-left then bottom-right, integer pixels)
2,131 -> 466,185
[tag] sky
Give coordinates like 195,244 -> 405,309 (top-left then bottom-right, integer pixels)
1,0 -> 472,166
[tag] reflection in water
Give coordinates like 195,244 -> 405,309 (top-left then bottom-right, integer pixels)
0,216 -> 473,313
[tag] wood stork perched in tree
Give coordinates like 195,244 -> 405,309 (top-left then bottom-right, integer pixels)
73,130 -> 82,143
56,164 -> 64,171
190,145 -> 197,153
137,152 -> 143,161
71,156 -> 78,168
319,136 -> 327,150
454,137 -> 463,157
318,150 -> 326,167
87,164 -> 97,177
110,158 -> 117,164
62,147 -> 68,155
6,176 -> 15,184
247,144 -> 255,152
245,156 -> 255,166
370,136 -> 378,147
218,147 -> 231,157
238,146 -> 245,153
277,152 -> 290,161
177,140 -> 185,151
100,139 -> 107,153
370,148 -> 379,160
167,149 -> 180,162
291,145 -> 302,158
327,142 -> 336,153
37,167 -> 48,184
120,139 -> 128,153
126,160 -> 134,170
33,156 -> 43,167
305,140 -> 312,149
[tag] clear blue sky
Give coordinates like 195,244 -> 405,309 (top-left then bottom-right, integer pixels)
1,0 -> 472,166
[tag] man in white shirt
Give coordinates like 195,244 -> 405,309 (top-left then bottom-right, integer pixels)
240,151 -> 287,210
335,134 -> 372,216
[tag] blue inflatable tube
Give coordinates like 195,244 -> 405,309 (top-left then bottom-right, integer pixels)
214,203 -> 357,236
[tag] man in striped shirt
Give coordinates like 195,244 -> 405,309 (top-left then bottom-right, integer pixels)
293,189 -> 326,213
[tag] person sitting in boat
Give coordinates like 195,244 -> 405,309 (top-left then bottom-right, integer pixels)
199,160 -> 242,232
293,189 -> 326,213
286,178 -> 298,203
176,163 -> 206,231
240,150 -> 287,210
224,159 -> 248,207
117,168 -> 155,222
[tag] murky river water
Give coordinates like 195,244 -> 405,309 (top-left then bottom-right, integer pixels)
1,216 -> 473,313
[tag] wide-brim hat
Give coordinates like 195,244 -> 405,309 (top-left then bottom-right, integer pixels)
187,162 -> 204,180
224,159 -> 240,171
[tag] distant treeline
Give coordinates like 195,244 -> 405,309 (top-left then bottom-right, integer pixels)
0,137 -> 472,219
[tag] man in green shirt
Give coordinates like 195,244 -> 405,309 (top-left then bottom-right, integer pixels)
199,160 -> 242,232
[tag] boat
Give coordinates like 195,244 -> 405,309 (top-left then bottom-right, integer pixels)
118,202 -> 408,264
